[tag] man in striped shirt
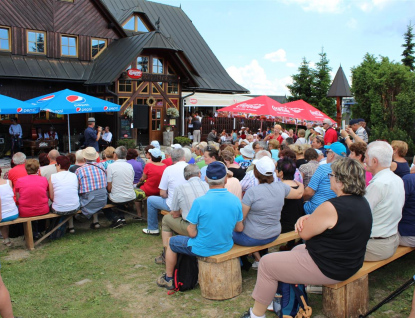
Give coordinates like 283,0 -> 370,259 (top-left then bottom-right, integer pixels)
75,147 -> 107,228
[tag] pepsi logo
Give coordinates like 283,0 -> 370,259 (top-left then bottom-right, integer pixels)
76,107 -> 81,112
17,108 -> 22,113
104,106 -> 108,111
38,95 -> 55,103
67,95 -> 86,103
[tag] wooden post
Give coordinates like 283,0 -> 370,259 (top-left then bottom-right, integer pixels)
22,221 -> 34,251
336,96 -> 342,127
323,274 -> 369,318
198,258 -> 242,300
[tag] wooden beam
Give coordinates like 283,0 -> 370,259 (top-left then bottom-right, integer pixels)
153,82 -> 176,109
119,86 -> 145,114
336,96 -> 342,127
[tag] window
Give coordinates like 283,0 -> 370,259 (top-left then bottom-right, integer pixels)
152,82 -> 163,94
167,64 -> 176,75
152,58 -> 163,74
119,98 -> 128,105
137,56 -> 149,72
91,38 -> 107,58
118,80 -> 132,92
0,27 -> 10,51
27,30 -> 46,54
167,82 -> 179,95
61,35 -> 77,57
123,15 -> 149,33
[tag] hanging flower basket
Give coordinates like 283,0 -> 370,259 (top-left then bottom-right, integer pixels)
123,107 -> 133,119
166,107 -> 180,118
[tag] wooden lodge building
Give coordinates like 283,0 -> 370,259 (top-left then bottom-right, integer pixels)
0,0 -> 248,151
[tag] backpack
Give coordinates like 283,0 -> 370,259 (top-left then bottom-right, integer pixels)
171,254 -> 198,293
272,282 -> 312,318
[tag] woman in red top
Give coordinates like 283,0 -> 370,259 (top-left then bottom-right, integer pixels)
134,148 -> 166,218
15,159 -> 49,217
264,124 -> 283,144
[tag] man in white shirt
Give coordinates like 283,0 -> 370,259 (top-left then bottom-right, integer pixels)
104,146 -> 135,229
99,126 -> 112,150
44,126 -> 58,140
143,148 -> 188,235
364,141 -> 405,261
9,118 -> 22,155
40,149 -> 59,181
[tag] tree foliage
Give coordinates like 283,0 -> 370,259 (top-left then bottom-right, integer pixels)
402,23 -> 415,71
287,50 -> 335,117
351,54 -> 415,153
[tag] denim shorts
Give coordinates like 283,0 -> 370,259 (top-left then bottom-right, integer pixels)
232,231 -> 279,246
169,235 -> 197,257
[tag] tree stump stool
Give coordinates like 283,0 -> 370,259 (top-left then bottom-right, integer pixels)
198,257 -> 242,300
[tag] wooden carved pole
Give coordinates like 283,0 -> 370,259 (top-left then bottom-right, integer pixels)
336,96 -> 342,127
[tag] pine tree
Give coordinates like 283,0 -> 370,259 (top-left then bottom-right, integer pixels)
402,22 -> 415,71
314,49 -> 336,116
287,58 -> 315,103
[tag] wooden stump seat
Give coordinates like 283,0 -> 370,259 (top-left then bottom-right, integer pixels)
322,246 -> 415,318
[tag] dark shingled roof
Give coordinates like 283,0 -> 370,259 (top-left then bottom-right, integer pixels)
327,66 -> 352,97
100,0 -> 248,93
0,55 -> 93,82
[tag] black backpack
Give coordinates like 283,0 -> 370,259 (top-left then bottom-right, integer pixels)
172,254 -> 198,292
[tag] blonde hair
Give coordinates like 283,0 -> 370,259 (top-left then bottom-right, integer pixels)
25,159 -> 40,175
331,157 -> 366,196
269,139 -> 280,150
298,129 -> 306,137
104,146 -> 115,159
391,140 -> 408,157
289,144 -> 304,155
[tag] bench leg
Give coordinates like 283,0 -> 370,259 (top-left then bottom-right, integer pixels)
198,258 -> 242,300
323,274 -> 369,318
22,221 -> 34,251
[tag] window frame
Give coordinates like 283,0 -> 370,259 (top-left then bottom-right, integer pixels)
122,14 -> 150,33
60,34 -> 78,58
152,57 -> 164,74
0,26 -> 11,52
26,29 -> 47,55
136,56 -> 149,73
91,37 -> 107,59
118,80 -> 132,93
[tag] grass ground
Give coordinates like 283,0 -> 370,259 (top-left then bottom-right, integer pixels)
0,218 -> 414,318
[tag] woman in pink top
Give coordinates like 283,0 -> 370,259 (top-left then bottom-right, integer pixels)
15,159 -> 49,218
348,142 -> 372,186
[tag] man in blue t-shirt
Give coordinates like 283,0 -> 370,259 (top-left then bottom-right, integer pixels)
83,117 -> 102,152
157,161 -> 243,290
303,142 -> 346,214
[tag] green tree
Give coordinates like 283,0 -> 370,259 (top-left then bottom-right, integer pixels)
287,58 -> 316,103
402,22 -> 415,71
313,49 -> 335,117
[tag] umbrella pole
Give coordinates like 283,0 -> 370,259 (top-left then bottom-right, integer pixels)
67,114 -> 71,153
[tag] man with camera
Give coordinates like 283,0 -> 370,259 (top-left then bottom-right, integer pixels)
83,117 -> 102,152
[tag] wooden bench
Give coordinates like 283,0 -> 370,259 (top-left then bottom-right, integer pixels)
197,231 -> 300,300
322,246 -> 415,318
0,204 -> 115,250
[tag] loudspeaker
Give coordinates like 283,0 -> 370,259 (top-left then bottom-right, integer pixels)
133,104 -> 149,129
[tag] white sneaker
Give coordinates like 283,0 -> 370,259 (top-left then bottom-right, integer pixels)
142,228 -> 160,235
251,261 -> 260,270
306,285 -> 323,294
267,301 -> 274,311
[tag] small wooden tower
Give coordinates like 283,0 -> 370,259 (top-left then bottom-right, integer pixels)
327,66 -> 352,126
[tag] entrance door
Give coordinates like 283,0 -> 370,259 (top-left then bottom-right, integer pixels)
149,99 -> 164,142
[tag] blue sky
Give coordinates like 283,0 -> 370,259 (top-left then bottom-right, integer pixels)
154,0 -> 415,95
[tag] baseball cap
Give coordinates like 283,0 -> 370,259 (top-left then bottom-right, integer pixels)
149,148 -> 162,158
324,142 -> 347,157
88,117 -> 95,122
206,162 -> 227,180
314,126 -> 325,136
323,118 -> 332,125
240,145 -> 255,159
255,156 -> 275,176
150,140 -> 160,149
358,118 -> 365,123
349,119 -> 360,125
172,144 -> 182,149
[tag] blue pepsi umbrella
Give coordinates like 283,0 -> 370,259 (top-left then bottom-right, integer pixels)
26,89 -> 121,152
0,94 -> 40,114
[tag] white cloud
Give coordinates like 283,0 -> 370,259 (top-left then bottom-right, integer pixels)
281,0 -> 344,13
309,61 -> 317,69
357,0 -> 394,12
286,62 -> 297,68
226,60 -> 292,95
346,18 -> 358,29
264,49 -> 287,62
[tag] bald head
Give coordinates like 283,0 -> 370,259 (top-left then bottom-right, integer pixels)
48,149 -> 60,161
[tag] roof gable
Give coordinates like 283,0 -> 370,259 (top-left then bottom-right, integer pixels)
327,66 -> 352,97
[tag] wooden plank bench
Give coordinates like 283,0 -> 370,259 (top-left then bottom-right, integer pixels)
0,204 -> 115,250
197,231 -> 301,300
322,246 -> 415,318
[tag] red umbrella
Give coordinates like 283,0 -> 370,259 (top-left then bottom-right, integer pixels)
217,95 -> 293,117
282,100 -> 336,123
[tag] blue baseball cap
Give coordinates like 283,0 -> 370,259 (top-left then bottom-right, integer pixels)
149,148 -> 162,158
324,142 -> 347,157
206,162 -> 227,180
349,119 -> 360,125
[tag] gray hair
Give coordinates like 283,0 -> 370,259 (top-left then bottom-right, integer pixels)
48,149 -> 59,161
255,150 -> 271,160
75,150 -> 85,164
192,142 -> 199,148
164,147 -> 173,156
183,164 -> 200,180
206,176 -> 226,186
367,141 -> 393,167
171,148 -> 185,163
12,152 -> 26,165
115,146 -> 127,159
258,141 -> 268,150
183,147 -> 192,162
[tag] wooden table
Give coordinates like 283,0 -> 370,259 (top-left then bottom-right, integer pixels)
23,139 -> 58,157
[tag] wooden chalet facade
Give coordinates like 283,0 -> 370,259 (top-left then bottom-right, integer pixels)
0,0 -> 248,149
